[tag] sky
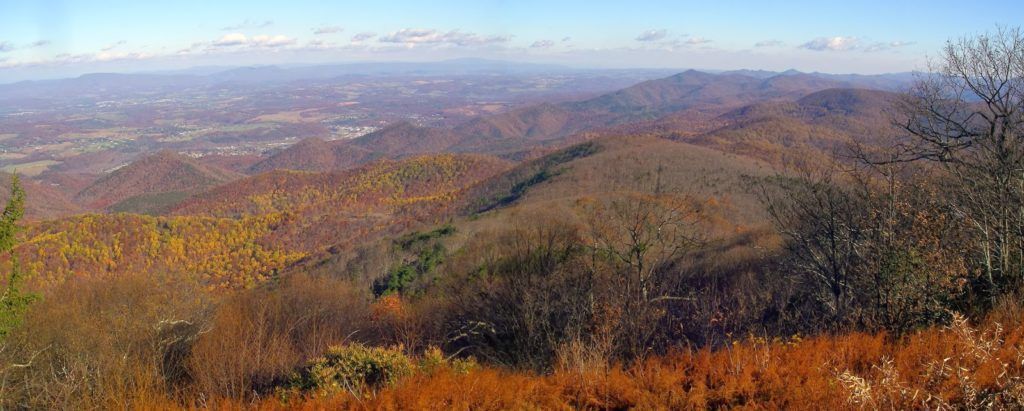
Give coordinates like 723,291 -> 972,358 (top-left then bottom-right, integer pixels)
0,0 -> 1020,82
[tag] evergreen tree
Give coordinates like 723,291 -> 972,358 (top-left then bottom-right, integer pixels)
0,174 -> 33,338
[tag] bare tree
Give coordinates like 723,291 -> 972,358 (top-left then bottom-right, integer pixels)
759,169 -> 866,327
885,27 -> 1024,298
581,165 -> 706,357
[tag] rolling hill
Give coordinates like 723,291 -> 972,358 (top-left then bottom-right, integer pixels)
8,77 -> 906,290
172,153 -> 512,252
13,154 -> 511,289
0,173 -> 83,220
351,122 -> 464,157
228,71 -> 907,177
317,70 -> 893,163
291,134 -> 780,283
684,88 -> 899,167
73,150 -> 243,212
248,138 -> 380,173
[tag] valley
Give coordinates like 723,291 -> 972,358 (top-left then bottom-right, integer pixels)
1,12 -> 1022,408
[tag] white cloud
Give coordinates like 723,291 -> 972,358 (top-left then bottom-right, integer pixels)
16,50 -> 155,67
101,40 -> 126,52
686,36 -> 712,45
379,28 -> 440,43
351,32 -> 376,42
304,39 -> 337,49
636,29 -> 668,42
209,33 -> 295,49
90,50 -> 152,62
754,40 -> 784,48
800,36 -> 860,51
213,33 -> 249,47
221,19 -> 273,31
251,34 -> 296,47
0,40 -> 52,53
379,28 -> 510,46
800,36 -> 913,52
531,40 -> 555,49
862,40 -> 914,52
313,26 -> 343,35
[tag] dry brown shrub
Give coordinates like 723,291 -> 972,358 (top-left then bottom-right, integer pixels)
0,273 -> 207,409
185,274 -> 373,402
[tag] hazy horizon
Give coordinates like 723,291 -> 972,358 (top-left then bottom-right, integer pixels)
1,0 -> 1017,82
0,58 -> 924,86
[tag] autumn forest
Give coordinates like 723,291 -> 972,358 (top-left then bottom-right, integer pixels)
2,21 -> 1024,410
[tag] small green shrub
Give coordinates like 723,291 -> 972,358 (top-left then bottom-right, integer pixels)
395,224 -> 455,250
418,346 -> 477,375
291,343 -> 413,395
374,225 -> 453,296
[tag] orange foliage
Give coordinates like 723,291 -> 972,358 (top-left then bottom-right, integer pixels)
173,154 -> 511,253
9,154 -> 511,292
241,312 -> 1024,410
13,213 -> 304,290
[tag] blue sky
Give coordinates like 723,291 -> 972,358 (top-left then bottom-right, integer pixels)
0,0 -> 1019,81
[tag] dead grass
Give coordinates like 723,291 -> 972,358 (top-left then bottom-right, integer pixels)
229,310 -> 1024,410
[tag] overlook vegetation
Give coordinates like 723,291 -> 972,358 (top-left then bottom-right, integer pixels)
2,28 -> 1024,410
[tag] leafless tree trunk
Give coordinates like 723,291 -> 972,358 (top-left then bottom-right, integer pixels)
759,169 -> 865,327
582,165 -> 705,358
876,26 -> 1024,300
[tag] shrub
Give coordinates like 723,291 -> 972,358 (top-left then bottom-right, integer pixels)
185,274 -> 372,400
419,346 -> 477,375
441,219 -> 600,371
374,225 -> 453,296
0,273 -> 207,409
290,343 -> 414,395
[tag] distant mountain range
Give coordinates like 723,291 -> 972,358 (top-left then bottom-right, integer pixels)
0,60 -> 915,100
0,59 -> 656,98
4,64 -> 911,306
0,67 -> 909,220
257,68 -> 908,172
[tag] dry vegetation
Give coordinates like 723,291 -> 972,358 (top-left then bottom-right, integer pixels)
5,268 -> 1024,409
264,305 -> 1024,410
2,28 -> 1024,410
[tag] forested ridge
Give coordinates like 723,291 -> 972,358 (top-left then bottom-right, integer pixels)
3,28 -> 1024,410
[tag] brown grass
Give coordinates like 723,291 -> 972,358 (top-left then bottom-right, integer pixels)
5,257 -> 1024,410
227,308 -> 1024,410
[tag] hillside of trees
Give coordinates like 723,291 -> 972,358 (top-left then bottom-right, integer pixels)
2,28 -> 1024,409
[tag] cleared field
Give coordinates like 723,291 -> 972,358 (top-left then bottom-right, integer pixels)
2,160 -> 60,176
249,108 -> 326,123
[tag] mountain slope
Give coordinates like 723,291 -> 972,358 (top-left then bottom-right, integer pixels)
241,72 -> 901,174
351,122 -> 464,157
570,70 -> 762,115
348,70 -> 883,159
452,103 -> 576,151
0,173 -> 83,220
470,135 -> 774,223
173,153 -> 512,252
74,150 -> 243,211
248,138 -> 379,173
291,135 -> 780,282
685,88 -> 899,167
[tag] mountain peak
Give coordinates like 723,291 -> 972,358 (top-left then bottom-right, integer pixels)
74,150 -> 241,210
249,138 -> 375,173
